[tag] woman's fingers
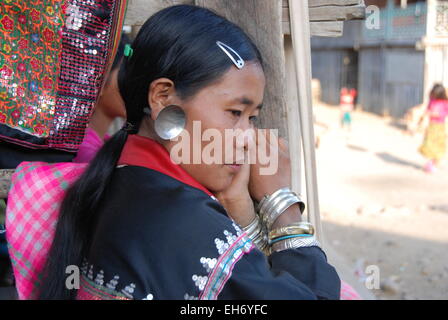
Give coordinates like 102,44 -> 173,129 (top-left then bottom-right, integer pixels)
239,158 -> 253,188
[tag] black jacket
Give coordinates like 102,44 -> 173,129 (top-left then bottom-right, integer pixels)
80,165 -> 341,300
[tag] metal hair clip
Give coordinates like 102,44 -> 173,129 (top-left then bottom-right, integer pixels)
216,41 -> 245,69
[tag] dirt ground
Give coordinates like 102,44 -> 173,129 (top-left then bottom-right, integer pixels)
313,102 -> 448,300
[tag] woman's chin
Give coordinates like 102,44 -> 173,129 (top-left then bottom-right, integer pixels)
206,173 -> 235,194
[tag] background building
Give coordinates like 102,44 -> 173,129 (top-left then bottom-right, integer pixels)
311,0 -> 448,117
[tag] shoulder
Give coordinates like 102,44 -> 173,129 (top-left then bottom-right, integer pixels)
87,165 -> 256,300
108,165 -> 233,234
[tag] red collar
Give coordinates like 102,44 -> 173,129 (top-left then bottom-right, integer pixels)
118,134 -> 213,197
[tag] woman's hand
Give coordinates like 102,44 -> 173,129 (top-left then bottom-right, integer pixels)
249,129 -> 292,202
214,161 -> 256,228
249,129 -> 302,228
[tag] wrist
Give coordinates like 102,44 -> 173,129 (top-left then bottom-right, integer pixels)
257,188 -> 304,230
235,209 -> 256,228
252,187 -> 307,255
270,203 -> 302,229
220,196 -> 256,228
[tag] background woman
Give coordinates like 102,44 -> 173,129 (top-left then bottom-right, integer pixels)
419,84 -> 448,173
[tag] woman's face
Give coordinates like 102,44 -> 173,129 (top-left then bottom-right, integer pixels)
161,62 -> 265,193
98,68 -> 126,118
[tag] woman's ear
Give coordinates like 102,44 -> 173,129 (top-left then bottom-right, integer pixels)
148,78 -> 176,121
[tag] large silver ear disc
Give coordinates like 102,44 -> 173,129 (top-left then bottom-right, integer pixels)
154,105 -> 186,140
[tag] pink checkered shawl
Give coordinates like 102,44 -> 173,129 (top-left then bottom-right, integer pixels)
5,161 -> 86,299
5,161 -> 360,300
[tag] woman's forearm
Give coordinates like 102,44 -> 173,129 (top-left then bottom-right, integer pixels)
270,203 -> 302,230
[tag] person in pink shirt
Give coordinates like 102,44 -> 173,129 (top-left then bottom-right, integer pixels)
73,35 -> 131,163
419,84 -> 448,173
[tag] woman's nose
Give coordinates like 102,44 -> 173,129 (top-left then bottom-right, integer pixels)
237,116 -> 253,132
235,124 -> 255,151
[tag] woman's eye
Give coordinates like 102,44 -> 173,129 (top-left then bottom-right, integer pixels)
230,110 -> 242,117
249,115 -> 258,123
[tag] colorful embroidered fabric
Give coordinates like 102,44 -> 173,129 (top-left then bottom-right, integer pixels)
77,274 -> 131,300
5,161 -> 86,299
76,260 -> 134,300
196,229 -> 254,300
0,0 -> 127,152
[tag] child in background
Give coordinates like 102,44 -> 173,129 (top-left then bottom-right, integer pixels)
73,34 -> 131,163
419,84 -> 448,173
340,87 -> 356,131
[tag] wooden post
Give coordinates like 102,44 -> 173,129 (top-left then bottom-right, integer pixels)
284,35 -> 303,197
288,0 -> 323,243
124,0 -> 195,27
195,0 -> 289,138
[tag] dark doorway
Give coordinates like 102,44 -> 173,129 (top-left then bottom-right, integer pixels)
340,50 -> 359,108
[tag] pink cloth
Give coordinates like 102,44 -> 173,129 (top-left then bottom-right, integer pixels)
5,162 -> 87,299
340,280 -> 362,300
428,99 -> 448,124
72,128 -> 110,163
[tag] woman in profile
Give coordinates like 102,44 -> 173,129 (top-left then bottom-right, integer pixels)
39,5 -> 340,300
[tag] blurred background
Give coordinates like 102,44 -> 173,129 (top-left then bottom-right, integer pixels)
311,0 -> 448,300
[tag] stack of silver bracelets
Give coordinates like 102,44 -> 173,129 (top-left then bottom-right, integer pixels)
240,187 -> 320,255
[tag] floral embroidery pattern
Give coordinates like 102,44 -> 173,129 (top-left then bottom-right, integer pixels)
0,0 -> 127,151
0,0 -> 64,138
77,260 -> 154,300
187,223 -> 255,300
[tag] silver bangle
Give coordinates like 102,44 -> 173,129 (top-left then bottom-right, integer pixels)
254,232 -> 269,251
263,192 -> 292,222
257,187 -> 289,214
252,225 -> 268,250
241,215 -> 259,235
240,214 -> 269,253
271,236 -> 321,253
264,193 -> 299,229
258,189 -> 290,222
257,188 -> 305,230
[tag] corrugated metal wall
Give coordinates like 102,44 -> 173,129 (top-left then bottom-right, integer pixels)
358,47 -> 385,114
383,48 -> 425,117
358,47 -> 424,117
311,50 -> 345,105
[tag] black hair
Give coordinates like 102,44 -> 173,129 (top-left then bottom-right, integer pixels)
38,4 -> 262,299
111,33 -> 132,71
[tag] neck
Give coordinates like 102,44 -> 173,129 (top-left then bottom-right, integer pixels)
89,107 -> 113,139
137,116 -> 165,145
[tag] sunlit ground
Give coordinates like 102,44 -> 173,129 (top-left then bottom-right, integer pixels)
313,102 -> 448,300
